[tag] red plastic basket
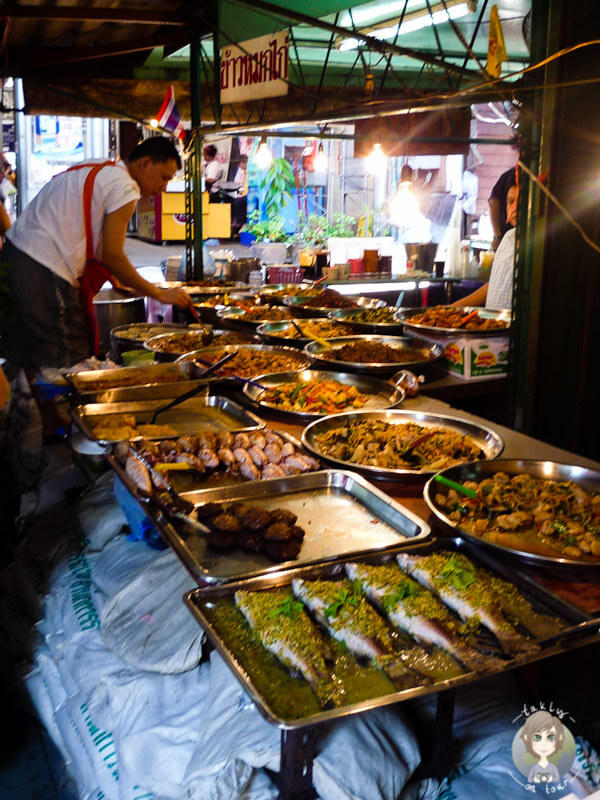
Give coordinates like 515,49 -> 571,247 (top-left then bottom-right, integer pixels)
267,265 -> 305,284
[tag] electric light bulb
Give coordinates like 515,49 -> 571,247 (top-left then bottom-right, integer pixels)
314,143 -> 328,172
149,119 -> 159,129
366,143 -> 387,174
389,181 -> 420,227
254,138 -> 273,169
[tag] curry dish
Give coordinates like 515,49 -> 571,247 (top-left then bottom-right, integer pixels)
407,306 -> 508,330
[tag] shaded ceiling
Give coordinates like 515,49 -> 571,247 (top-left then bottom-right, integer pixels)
0,0 -> 531,128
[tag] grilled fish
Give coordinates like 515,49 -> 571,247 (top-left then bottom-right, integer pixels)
234,588 -> 335,707
291,577 -> 427,688
345,561 -> 505,672
396,552 -> 539,657
439,552 -> 563,640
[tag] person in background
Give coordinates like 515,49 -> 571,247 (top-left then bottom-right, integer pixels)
203,144 -> 222,203
0,136 -> 195,441
488,166 -> 516,250
0,199 -> 11,244
454,183 -> 517,309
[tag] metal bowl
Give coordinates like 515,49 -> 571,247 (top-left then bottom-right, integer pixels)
110,322 -> 187,363
252,284 -> 315,305
175,343 -> 312,380
179,281 -> 249,295
284,294 -> 387,318
303,335 -> 444,377
302,409 -> 504,480
395,306 -> 512,338
217,305 -> 294,331
256,318 -> 356,348
192,292 -> 255,323
212,328 -> 260,345
327,306 -> 406,334
144,328 -> 213,362
424,459 -> 600,569
242,369 -> 405,422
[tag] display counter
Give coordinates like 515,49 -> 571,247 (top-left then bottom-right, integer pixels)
136,191 -> 231,242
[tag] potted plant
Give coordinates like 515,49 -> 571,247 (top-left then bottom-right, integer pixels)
289,212 -> 356,264
241,156 -> 295,263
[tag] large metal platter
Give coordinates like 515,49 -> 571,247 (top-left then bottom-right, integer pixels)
284,294 -> 387,318
144,329 -> 214,362
110,322 -> 187,363
327,306 -> 406,334
178,282 -> 249,294
252,284 -> 315,305
301,409 -> 504,480
64,361 -> 203,395
175,344 -> 311,381
256,318 -> 356,348
211,328 -> 260,346
242,369 -> 405,421
192,292 -> 255,323
71,394 -> 265,444
424,459 -> 600,569
396,306 -> 512,338
216,305 -> 294,331
111,468 -> 431,584
303,335 -> 444,377
183,536 -> 593,728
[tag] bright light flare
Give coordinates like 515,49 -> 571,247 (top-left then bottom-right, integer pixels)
366,143 -> 388,174
254,138 -> 273,170
314,143 -> 328,172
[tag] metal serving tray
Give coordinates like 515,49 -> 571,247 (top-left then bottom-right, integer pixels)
424,459 -> 600,570
301,409 -> 504,480
284,294 -> 386,318
303,335 -> 444,377
183,536 -> 596,728
217,305 -> 294,332
71,394 -> 264,444
175,344 -> 312,379
64,361 -> 203,395
327,307 -> 406,334
252,284 -> 315,305
256,319 -> 357,348
109,466 -> 430,584
395,306 -> 511,338
242,369 -> 406,421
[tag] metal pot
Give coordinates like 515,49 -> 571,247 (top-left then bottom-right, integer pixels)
93,289 -> 146,354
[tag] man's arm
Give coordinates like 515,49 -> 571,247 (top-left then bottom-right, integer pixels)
488,197 -> 503,250
101,202 -> 194,310
452,282 -> 488,307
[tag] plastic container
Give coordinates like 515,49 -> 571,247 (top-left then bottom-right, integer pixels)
363,249 -> 379,273
267,265 -> 305,284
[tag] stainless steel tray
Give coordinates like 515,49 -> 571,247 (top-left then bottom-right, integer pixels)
242,369 -> 406,421
395,306 -> 511,338
64,361 -> 202,395
303,335 -> 444,376
109,466 -> 430,584
144,329 -> 214,362
71,394 -> 264,444
424,459 -> 600,569
301,409 -> 504,480
175,344 -> 312,379
252,284 -> 315,305
256,319 -> 358,348
183,536 -> 594,728
217,305 -> 294,331
181,282 -> 249,294
284,294 -> 386,318
327,307 -> 406,334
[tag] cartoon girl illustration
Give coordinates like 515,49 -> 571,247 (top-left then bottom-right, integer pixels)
520,710 -> 564,783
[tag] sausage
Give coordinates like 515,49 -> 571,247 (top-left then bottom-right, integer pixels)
247,431 -> 267,449
281,441 -> 296,457
217,447 -> 236,466
283,454 -> 313,472
247,445 -> 268,467
233,432 -> 251,449
216,430 -> 234,449
125,455 -> 152,496
198,447 -> 219,469
261,463 -> 287,480
239,461 -> 261,480
264,431 -> 284,447
264,443 -> 283,463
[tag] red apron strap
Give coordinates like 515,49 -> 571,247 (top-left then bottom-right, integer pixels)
69,161 -> 115,355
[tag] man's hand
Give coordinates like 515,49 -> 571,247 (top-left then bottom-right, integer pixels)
157,286 -> 197,313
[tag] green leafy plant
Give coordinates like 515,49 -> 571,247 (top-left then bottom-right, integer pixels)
241,209 -> 288,242
261,157 -> 295,220
290,212 -> 357,249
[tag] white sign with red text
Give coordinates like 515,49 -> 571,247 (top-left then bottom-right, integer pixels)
220,31 -> 289,104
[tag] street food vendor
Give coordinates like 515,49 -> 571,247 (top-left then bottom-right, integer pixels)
0,135 -> 195,439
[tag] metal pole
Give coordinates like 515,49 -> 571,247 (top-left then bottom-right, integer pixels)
14,78 -> 27,214
188,34 -> 204,280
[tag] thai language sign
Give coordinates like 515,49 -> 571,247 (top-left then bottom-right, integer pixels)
220,31 -> 289,104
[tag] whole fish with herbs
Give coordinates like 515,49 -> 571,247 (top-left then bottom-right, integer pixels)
234,588 -> 336,707
437,551 -> 564,640
395,551 -> 539,657
291,577 -> 429,688
345,562 -> 505,672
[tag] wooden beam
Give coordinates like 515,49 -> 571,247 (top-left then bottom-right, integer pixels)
0,3 -> 189,26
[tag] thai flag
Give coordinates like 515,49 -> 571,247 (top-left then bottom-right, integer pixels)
156,85 -> 185,141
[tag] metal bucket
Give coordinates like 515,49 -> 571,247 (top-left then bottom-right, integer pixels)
93,289 -> 146,354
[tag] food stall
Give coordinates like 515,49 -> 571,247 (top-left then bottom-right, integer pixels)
8,280 -> 600,800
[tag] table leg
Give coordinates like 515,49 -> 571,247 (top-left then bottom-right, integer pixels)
278,727 -> 316,800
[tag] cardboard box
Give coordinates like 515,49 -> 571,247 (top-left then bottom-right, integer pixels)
415,333 -> 509,380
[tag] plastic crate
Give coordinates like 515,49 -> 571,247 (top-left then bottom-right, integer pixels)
267,265 -> 305,284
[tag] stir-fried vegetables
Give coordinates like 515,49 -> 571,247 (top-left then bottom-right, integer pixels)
259,380 -> 370,414
434,471 -> 600,560
314,420 -> 485,471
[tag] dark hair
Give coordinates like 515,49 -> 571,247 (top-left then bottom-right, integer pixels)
128,136 -> 181,170
204,145 -> 218,159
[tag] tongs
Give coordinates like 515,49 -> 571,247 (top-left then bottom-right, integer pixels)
191,355 -> 268,391
291,320 -> 332,349
150,352 -> 235,423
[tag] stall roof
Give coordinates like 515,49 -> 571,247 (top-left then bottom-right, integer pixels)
2,0 -> 531,126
